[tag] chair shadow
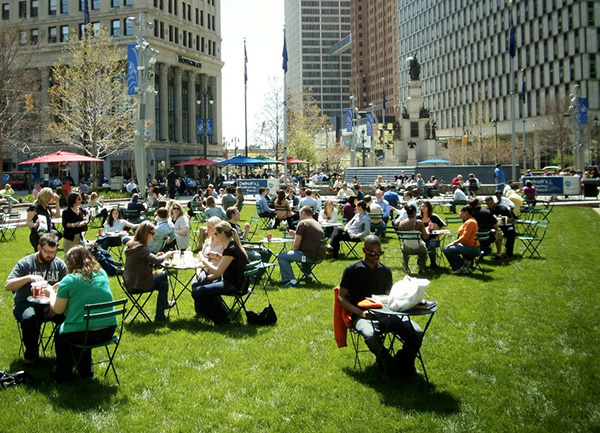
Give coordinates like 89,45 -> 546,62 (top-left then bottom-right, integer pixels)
343,366 -> 461,414
124,316 -> 259,338
7,358 -> 124,410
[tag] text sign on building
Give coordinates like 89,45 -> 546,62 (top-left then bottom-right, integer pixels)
528,176 -> 580,195
177,55 -> 202,69
237,179 -> 279,195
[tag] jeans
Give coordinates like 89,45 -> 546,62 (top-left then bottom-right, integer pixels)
13,301 -> 64,361
54,325 -> 116,381
371,221 -> 386,237
329,228 -> 357,258
499,225 -> 516,256
425,239 -> 440,266
444,243 -> 481,270
354,315 -> 423,367
4,196 -> 18,213
450,199 -> 468,213
278,249 -> 310,282
152,272 -> 169,320
191,279 -> 237,325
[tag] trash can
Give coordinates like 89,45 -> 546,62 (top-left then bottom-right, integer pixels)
582,178 -> 599,198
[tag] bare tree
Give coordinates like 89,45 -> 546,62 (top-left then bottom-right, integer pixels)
0,22 -> 41,188
539,97 -> 573,168
253,77 -> 284,159
47,24 -> 137,189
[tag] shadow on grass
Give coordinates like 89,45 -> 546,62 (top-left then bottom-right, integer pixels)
7,357 -> 125,410
343,366 -> 460,414
124,316 -> 259,338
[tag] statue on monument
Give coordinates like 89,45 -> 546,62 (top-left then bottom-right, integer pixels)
409,56 -> 421,81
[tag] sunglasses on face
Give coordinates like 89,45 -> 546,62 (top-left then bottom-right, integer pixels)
149,231 -> 156,235
364,249 -> 384,257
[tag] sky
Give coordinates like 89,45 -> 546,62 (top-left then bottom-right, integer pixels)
220,0 -> 285,154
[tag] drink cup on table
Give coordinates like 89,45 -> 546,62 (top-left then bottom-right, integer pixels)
31,280 -> 48,299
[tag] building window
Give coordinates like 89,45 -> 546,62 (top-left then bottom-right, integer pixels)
124,0 -> 133,5
19,1 -> 26,18
60,25 -> 69,41
111,0 -> 119,7
30,0 -> 38,17
30,28 -> 38,44
1,3 -> 8,20
60,0 -> 67,13
182,2 -> 186,19
124,18 -> 133,35
48,0 -> 56,15
111,19 -> 120,36
48,26 -> 57,43
20,30 -> 27,44
91,0 -> 99,10
410,122 -> 419,138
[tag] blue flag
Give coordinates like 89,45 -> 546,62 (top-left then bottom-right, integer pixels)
508,14 -> 516,58
366,114 -> 372,137
521,78 -> 526,104
382,85 -> 386,110
580,98 -> 588,126
207,118 -> 213,136
127,44 -> 139,95
346,108 -> 353,133
197,119 -> 204,136
282,33 -> 288,73
83,0 -> 90,25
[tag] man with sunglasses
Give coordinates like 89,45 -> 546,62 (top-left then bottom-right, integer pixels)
338,235 -> 423,379
5,234 -> 67,365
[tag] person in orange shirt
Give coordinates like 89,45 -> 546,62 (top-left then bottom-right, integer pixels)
443,205 -> 480,274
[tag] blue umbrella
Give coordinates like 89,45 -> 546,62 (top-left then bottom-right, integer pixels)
418,158 -> 452,164
215,155 -> 265,166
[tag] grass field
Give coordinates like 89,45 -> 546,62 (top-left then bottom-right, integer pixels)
0,205 -> 598,433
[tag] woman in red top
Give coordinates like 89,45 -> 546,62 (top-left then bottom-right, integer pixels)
443,205 -> 480,274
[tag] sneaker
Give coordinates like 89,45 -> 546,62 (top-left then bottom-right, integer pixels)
304,275 -> 313,282
283,280 -> 299,288
165,300 -> 176,310
495,253 -> 506,260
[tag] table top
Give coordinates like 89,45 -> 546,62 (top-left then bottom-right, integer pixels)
259,237 -> 294,243
162,260 -> 204,270
369,304 -> 438,317
27,296 -> 50,305
320,222 -> 342,228
430,229 -> 451,235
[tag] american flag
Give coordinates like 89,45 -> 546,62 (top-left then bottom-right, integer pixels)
244,39 -> 248,90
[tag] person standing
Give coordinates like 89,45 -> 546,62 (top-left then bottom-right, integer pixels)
62,193 -> 88,254
5,234 -> 66,364
166,167 -> 178,199
494,163 -> 506,191
278,206 -> 324,287
26,187 -> 62,252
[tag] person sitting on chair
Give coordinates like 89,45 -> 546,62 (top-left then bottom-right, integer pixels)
191,222 -> 249,326
327,200 -> 371,259
44,246 -> 117,383
148,207 -> 176,254
417,201 -> 446,269
278,206 -> 324,287
337,235 -> 424,379
5,234 -> 66,365
226,206 -> 250,241
443,205 -> 480,274
124,221 -> 176,321
397,204 -> 430,273
256,187 -> 277,228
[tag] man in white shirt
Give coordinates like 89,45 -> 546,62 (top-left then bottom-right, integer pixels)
450,185 -> 468,213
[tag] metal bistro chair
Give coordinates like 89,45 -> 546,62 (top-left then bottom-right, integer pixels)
518,221 -> 548,258
69,299 -> 127,385
396,230 -> 428,273
461,230 -> 493,274
115,267 -> 154,323
16,317 -> 59,359
225,262 -> 262,321
255,205 -> 272,229
295,238 -> 328,284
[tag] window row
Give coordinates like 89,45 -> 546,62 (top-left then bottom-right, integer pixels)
153,0 -> 216,30
2,0 -> 133,20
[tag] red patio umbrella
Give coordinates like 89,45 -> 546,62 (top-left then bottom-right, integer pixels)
174,157 -> 217,166
278,157 -> 310,164
19,150 -> 104,165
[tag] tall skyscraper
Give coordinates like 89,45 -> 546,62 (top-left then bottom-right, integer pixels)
284,0 -> 352,128
2,0 -> 223,179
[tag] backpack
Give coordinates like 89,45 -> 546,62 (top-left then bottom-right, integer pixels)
88,244 -> 120,276
0,371 -> 33,389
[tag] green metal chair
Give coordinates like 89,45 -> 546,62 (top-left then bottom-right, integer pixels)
69,299 -> 127,385
225,263 -> 262,321
115,267 -> 154,323
295,238 -> 328,283
518,221 -> 548,258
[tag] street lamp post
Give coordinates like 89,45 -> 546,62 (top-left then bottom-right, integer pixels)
569,84 -> 585,171
491,118 -> 498,163
128,14 -> 158,198
360,130 -> 367,167
349,95 -> 357,167
231,136 -> 239,158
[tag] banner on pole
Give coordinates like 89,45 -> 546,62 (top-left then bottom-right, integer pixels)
346,108 -> 353,132
127,44 -> 138,95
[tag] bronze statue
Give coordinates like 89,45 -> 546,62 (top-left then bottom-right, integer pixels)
409,57 -> 420,81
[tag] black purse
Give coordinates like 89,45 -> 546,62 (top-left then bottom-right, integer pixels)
246,304 -> 277,325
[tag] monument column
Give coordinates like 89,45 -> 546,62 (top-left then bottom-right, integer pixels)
187,71 -> 196,144
174,67 -> 183,143
159,63 -> 168,142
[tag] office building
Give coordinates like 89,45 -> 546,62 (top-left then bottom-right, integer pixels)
2,0 -> 223,180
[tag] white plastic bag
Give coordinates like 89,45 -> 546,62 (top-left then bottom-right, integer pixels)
388,276 -> 430,312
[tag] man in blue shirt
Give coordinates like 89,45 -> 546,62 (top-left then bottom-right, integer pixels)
374,189 -> 392,224
494,163 -> 506,191
256,187 -> 277,227
383,185 -> 400,209
148,207 -> 175,253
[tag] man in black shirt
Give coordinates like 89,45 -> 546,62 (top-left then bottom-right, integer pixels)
338,235 -> 423,378
485,196 -> 516,257
166,168 -> 178,199
469,198 -> 503,257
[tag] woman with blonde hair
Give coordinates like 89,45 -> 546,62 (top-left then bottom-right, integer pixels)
318,199 -> 338,237
123,221 -> 175,321
196,216 -> 226,265
191,221 -> 249,325
167,202 -> 190,251
44,245 -> 116,382
26,187 -> 62,251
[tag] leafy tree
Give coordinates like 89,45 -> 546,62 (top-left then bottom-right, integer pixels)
47,24 -> 137,189
0,22 -> 40,188
253,77 -> 284,160
539,97 -> 573,168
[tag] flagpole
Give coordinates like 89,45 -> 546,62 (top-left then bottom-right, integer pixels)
509,1 -> 517,181
521,69 -> 527,172
282,26 -> 288,183
244,38 -> 248,177
382,78 -> 386,167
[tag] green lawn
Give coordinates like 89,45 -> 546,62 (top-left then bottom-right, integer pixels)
0,206 -> 598,432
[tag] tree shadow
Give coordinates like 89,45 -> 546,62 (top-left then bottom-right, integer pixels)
343,366 -> 461,414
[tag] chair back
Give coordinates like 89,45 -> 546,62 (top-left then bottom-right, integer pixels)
82,299 -> 127,344
123,210 -> 141,223
397,230 -> 423,250
445,216 -> 462,226
239,263 -> 262,295
367,212 -> 383,224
